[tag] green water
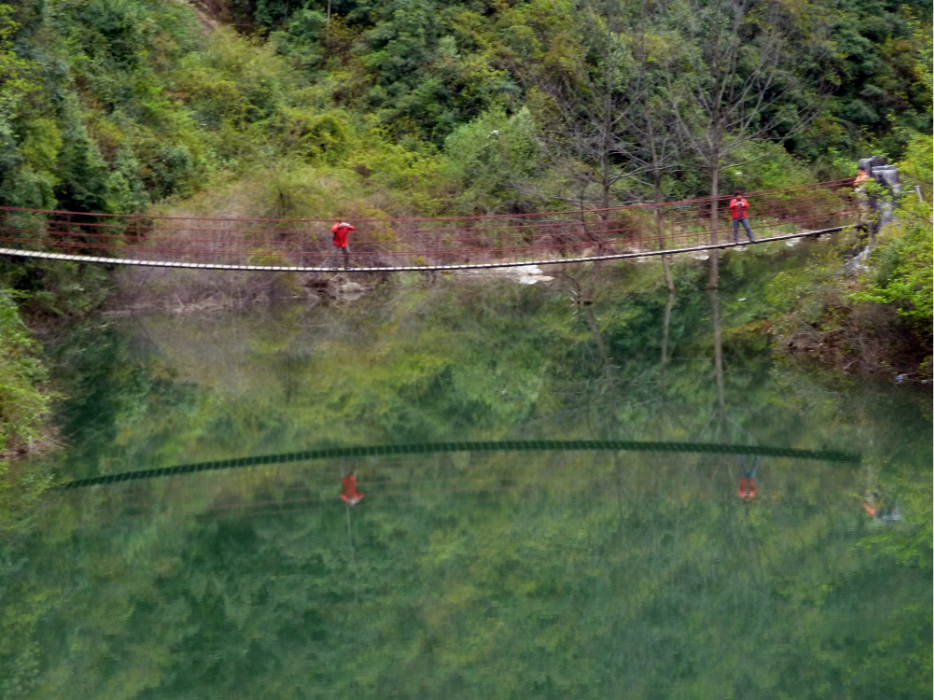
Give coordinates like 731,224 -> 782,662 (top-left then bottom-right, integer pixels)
2,261 -> 931,699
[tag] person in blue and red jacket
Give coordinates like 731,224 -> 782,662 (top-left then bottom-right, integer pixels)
737,455 -> 759,502
330,221 -> 355,268
729,193 -> 755,243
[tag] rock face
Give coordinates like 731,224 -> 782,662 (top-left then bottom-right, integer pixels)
182,0 -> 230,29
331,276 -> 366,298
301,274 -> 366,300
456,264 -> 554,284
857,155 -> 901,234
844,246 -> 872,277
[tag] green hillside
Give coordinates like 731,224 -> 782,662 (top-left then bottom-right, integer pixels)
1,0 -> 930,219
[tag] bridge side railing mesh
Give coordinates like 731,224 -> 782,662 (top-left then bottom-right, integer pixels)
0,179 -> 859,269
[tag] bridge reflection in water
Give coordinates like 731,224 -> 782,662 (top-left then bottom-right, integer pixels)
60,439 -> 860,490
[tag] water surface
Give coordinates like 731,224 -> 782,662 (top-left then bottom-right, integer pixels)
3,260 -> 931,699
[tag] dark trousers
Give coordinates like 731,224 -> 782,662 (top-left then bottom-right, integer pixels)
329,245 -> 351,268
733,217 -> 754,242
739,455 -> 760,480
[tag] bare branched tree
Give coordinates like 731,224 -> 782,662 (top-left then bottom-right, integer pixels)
623,13 -> 690,292
531,2 -> 646,219
663,0 -> 821,287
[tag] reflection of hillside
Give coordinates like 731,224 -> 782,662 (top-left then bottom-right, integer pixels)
47,265 -> 927,490
17,448 -> 932,699
12,260 -> 932,698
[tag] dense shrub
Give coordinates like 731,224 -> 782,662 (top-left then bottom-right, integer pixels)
853,135 -> 933,338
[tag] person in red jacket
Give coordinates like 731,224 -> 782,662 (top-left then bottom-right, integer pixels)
341,472 -> 364,505
729,193 -> 755,243
330,221 -> 355,268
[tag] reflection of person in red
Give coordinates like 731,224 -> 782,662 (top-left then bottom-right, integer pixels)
862,490 -> 902,523
330,221 -> 355,268
341,473 -> 364,505
737,455 -> 759,502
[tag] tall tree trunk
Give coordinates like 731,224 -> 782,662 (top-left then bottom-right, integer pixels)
601,70 -> 613,218
708,162 -> 720,289
708,289 -> 726,437
655,177 -> 674,292
600,110 -> 612,242
661,289 -> 675,368
584,305 -> 612,377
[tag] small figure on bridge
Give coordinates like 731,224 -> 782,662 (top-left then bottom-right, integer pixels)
330,221 -> 355,268
737,455 -> 759,502
341,472 -> 364,505
729,193 -> 755,243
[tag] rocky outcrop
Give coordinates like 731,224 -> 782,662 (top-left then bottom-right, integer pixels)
182,0 -> 231,30
301,274 -> 367,300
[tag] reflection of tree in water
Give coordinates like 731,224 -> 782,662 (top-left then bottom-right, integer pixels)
48,267 -> 844,481
47,321 -> 198,480
709,289 -> 727,435
553,269 -> 763,449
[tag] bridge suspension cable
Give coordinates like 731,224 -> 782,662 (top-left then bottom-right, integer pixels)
0,227 -> 852,273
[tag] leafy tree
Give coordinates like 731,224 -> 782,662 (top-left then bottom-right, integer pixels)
0,291 -> 47,453
105,141 -> 150,214
0,3 -> 50,209
443,106 -> 542,213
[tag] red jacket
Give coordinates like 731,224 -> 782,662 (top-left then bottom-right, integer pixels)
729,198 -> 749,220
331,222 -> 355,248
341,474 -> 363,502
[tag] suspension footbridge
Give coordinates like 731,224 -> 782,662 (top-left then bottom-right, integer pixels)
0,179 -> 860,273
